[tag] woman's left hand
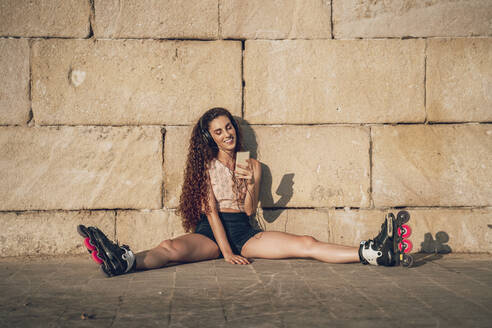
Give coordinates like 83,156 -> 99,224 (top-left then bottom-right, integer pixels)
235,159 -> 255,185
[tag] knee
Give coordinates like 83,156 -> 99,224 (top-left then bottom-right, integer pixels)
299,235 -> 318,251
158,239 -> 180,261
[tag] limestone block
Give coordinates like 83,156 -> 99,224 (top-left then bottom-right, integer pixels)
333,0 -> 492,38
31,40 -> 242,125
116,210 -> 186,252
327,208 -> 492,253
372,125 -> 492,207
0,126 -> 162,210
252,209 -> 288,233
427,38 -> 492,122
248,126 -> 370,208
220,0 -> 331,39
164,125 -> 369,208
0,210 -> 115,257
94,0 -> 218,39
244,40 -> 425,124
327,209 -> 385,247
0,0 -> 90,37
0,39 -> 30,125
285,209 -> 330,242
163,126 -> 193,208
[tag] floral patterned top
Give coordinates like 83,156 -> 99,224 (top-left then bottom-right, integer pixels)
208,158 -> 246,212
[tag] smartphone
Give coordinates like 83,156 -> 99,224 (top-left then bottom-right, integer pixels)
235,151 -> 250,172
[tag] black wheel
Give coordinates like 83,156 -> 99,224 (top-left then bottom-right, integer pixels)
397,211 -> 410,224
402,254 -> 414,268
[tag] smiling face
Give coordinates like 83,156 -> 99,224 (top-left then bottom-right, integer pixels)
208,115 -> 237,152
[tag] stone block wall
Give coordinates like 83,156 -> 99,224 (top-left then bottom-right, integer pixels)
1,0 -> 491,256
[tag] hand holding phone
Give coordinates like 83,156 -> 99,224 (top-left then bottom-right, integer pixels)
235,151 -> 250,172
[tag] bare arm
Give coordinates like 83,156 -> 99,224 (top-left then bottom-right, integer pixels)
204,173 -> 250,265
236,158 -> 262,216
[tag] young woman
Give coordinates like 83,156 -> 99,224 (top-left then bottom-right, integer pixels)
77,108 -> 402,277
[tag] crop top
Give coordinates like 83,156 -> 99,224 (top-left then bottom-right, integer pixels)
208,158 -> 246,212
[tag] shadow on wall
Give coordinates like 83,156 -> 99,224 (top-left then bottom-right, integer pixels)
421,231 -> 452,254
411,231 -> 452,267
238,117 -> 295,224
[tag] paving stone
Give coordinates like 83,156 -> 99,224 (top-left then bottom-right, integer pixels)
220,0 -> 332,39
427,38 -> 492,122
0,0 -> 91,37
0,39 -> 30,125
372,125 -> 492,207
0,255 -> 491,327
333,0 -> 492,38
244,39 -> 425,124
169,309 -> 226,328
227,315 -> 283,328
32,39 -> 242,125
94,0 -> 218,39
0,126 -> 162,210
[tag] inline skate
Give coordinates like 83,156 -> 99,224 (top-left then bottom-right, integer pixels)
77,225 -> 135,277
359,211 -> 414,267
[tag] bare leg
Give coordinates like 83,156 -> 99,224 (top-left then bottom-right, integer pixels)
135,233 -> 220,270
241,231 -> 359,264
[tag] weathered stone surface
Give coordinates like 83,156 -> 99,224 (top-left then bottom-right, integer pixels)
326,208 -> 491,253
252,209 -> 288,233
220,0 -> 332,39
164,125 -> 370,208
427,38 -> 492,122
163,126 -> 193,208
285,209 -> 330,242
32,40 -> 242,125
326,209 -> 384,247
2,255 -> 492,328
0,211 -> 115,256
0,0 -> 90,37
0,126 -> 162,210
0,39 -> 30,125
333,0 -> 492,38
94,0 -> 218,39
116,210 -> 185,252
372,125 -> 492,207
244,40 -> 425,124
248,126 -> 370,208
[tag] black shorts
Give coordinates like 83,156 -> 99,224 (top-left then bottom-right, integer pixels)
195,212 -> 262,255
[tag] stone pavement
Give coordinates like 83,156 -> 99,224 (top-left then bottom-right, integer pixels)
0,253 -> 491,328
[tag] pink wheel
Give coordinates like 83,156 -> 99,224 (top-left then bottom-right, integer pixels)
91,250 -> 103,264
397,225 -> 412,238
398,239 -> 413,254
83,237 -> 96,251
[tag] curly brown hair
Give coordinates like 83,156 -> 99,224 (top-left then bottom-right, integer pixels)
177,108 -> 243,232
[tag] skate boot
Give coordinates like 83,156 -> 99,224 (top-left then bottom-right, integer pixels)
77,225 -> 135,277
358,213 -> 397,266
359,211 -> 414,267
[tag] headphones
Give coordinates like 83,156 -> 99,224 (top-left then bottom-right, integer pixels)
199,110 -> 240,150
199,116 -> 216,149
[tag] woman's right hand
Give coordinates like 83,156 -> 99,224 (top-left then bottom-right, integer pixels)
224,253 -> 250,265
